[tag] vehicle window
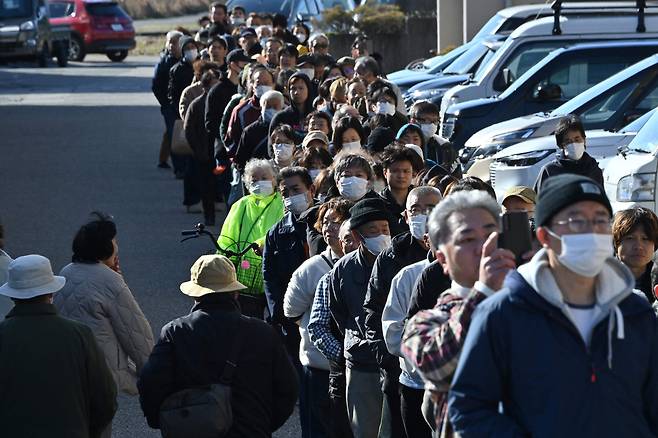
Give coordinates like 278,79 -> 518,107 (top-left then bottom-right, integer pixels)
1,0 -> 31,18
501,42 -> 562,84
626,110 -> 658,153
85,2 -> 128,17
442,42 -> 489,75
49,1 -> 74,18
580,80 -> 640,126
632,81 -> 658,113
621,107 -> 656,132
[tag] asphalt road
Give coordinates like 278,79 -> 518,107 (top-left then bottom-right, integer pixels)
0,54 -> 300,438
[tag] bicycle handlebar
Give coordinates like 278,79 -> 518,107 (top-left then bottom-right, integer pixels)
181,223 -> 258,258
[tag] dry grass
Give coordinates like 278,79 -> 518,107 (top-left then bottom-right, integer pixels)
118,0 -> 210,19
133,35 -> 167,56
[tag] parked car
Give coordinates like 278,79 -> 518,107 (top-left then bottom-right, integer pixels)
440,7 -> 658,133
226,0 -> 355,26
486,109 -> 655,201
0,0 -> 70,66
445,40 -> 658,163
464,53 -> 658,168
49,0 -> 135,62
604,107 -> 658,212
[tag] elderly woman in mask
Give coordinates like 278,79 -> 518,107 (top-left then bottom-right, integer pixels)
217,158 -> 284,318
234,90 -> 286,170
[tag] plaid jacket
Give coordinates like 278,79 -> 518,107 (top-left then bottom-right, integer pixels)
401,286 -> 488,434
308,273 -> 343,363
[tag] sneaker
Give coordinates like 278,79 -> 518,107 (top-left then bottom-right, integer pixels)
157,162 -> 171,169
186,202 -> 203,213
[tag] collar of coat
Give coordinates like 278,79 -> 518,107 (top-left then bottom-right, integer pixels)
6,302 -> 57,318
191,293 -> 241,314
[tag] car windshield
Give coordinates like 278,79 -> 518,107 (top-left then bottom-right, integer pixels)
626,109 -> 658,153
85,2 -> 128,17
550,57 -> 657,116
620,107 -> 657,133
426,44 -> 470,73
442,41 -> 491,75
0,0 -> 32,19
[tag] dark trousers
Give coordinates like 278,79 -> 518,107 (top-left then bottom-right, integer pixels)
301,366 -> 330,438
162,104 -> 186,174
382,369 -> 406,438
328,361 -> 354,438
198,160 -> 216,222
183,156 -> 201,207
158,130 -> 170,164
400,385 -> 432,438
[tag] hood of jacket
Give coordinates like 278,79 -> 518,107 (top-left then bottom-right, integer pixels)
516,248 -> 641,367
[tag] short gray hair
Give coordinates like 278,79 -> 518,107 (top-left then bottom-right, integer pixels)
428,190 -> 501,248
243,159 -> 276,185
260,90 -> 284,108
407,186 -> 442,209
166,30 -> 183,43
310,33 -> 329,46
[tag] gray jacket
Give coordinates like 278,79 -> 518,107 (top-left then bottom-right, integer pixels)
54,262 -> 154,395
329,247 -> 378,371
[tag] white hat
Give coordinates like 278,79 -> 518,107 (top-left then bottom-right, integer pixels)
0,255 -> 66,299
180,254 -> 247,298
405,143 -> 424,161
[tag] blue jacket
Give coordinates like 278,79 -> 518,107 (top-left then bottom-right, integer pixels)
448,251 -> 658,437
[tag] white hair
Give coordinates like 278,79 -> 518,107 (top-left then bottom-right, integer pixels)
428,190 -> 501,248
407,186 -> 442,209
260,90 -> 285,108
166,30 -> 183,43
256,25 -> 271,38
243,158 -> 276,185
310,33 -> 330,45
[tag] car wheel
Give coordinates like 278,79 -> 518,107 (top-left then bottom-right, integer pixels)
56,43 -> 68,67
37,44 -> 49,67
68,35 -> 86,62
106,50 -> 128,62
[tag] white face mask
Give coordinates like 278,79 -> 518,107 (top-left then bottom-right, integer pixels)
361,233 -> 392,256
284,192 -> 310,215
309,168 -> 321,180
273,143 -> 294,162
563,142 -> 585,160
255,85 -> 273,99
342,141 -> 361,152
184,49 -> 198,63
408,214 -> 428,240
295,33 -> 307,43
262,107 -> 277,122
250,179 -> 274,196
231,17 -> 245,25
420,123 -> 438,139
338,176 -> 369,201
299,68 -> 315,80
547,230 -> 612,277
375,101 -> 396,116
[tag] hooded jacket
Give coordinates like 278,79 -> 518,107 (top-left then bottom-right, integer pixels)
534,151 -> 604,192
448,250 -> 658,437
234,116 -> 270,170
152,51 -> 179,108
268,72 -> 315,142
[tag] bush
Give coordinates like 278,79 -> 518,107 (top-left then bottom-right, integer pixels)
117,0 -> 209,19
319,4 -> 406,36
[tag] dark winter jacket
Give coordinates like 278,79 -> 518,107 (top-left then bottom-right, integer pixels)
636,262 -> 654,304
329,247 -> 378,371
363,232 -> 427,373
378,187 -> 411,237
138,294 -> 298,437
448,251 -> 658,438
0,303 -> 117,438
227,96 -> 262,154
426,136 -> 461,178
406,258 -> 451,319
152,51 -> 178,108
184,91 -> 213,163
269,72 -> 315,141
168,60 -> 195,117
205,77 -> 238,142
234,116 -> 270,170
534,151 -> 603,192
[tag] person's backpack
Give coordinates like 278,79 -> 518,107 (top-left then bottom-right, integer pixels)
158,318 -> 243,438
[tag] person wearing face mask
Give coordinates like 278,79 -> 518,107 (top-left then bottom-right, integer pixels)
364,83 -> 407,135
217,159 -> 284,319
302,130 -> 330,152
328,198 -> 393,438
270,72 -> 316,141
295,146 -> 332,182
229,6 -> 246,27
363,186 -> 442,438
409,100 -> 459,174
444,174 -> 658,437
262,37 -> 283,69
234,90 -> 285,170
226,68 -> 274,156
332,116 -> 366,155
292,23 -> 310,48
534,114 -> 603,192
354,56 -> 406,116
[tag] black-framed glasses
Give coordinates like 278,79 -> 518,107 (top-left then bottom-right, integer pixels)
552,216 -> 612,233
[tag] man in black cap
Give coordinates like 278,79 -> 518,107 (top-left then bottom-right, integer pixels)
329,197 -> 391,438
204,48 -> 250,201
448,174 -> 658,437
239,27 -> 262,57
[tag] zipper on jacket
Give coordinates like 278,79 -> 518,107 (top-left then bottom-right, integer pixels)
545,309 -> 598,384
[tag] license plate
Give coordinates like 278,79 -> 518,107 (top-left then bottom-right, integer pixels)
111,24 -> 123,31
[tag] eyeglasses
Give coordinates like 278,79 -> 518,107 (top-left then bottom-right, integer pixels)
551,216 -> 612,233
408,206 -> 434,216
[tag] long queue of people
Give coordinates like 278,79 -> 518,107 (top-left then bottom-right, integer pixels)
2,4 -> 658,438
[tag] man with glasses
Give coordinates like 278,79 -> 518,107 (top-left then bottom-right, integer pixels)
448,174 -> 658,436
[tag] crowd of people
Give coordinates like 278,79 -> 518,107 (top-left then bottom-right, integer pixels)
2,2 -> 658,438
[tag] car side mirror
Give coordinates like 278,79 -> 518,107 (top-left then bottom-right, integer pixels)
533,83 -> 562,101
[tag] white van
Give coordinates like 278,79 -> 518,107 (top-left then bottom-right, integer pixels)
604,108 -> 658,212
439,11 -> 658,125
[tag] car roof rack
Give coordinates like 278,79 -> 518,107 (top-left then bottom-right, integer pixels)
551,0 -> 658,35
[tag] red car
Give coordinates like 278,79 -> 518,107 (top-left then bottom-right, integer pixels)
48,0 -> 135,62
